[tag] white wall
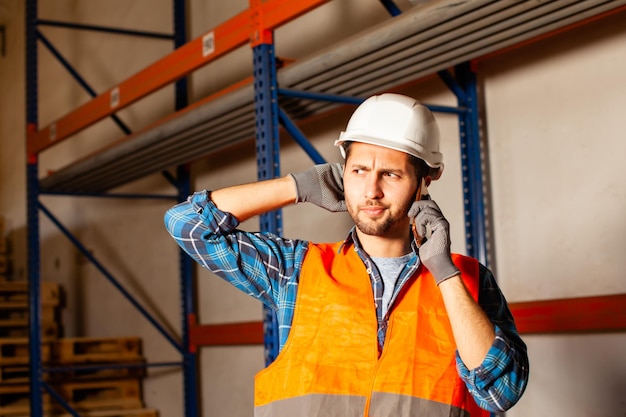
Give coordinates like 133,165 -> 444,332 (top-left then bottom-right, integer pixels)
481,12 -> 626,416
0,1 -> 624,416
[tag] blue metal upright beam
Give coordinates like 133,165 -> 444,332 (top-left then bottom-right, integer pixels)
252,41 -> 282,365
178,165 -> 198,417
26,0 -> 45,414
27,163 -> 44,416
439,64 -> 489,266
172,0 -> 198,415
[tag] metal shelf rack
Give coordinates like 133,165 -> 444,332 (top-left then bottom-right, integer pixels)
25,1 -> 626,416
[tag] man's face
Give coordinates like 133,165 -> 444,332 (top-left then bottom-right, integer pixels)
343,142 -> 419,238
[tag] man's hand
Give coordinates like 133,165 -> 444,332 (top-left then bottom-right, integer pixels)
408,199 -> 460,284
289,163 -> 347,212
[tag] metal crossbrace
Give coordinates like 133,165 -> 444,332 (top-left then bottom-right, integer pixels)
38,201 -> 184,353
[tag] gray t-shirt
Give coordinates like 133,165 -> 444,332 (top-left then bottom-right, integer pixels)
371,253 -> 413,318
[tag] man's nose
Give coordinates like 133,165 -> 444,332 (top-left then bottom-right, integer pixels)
364,175 -> 383,199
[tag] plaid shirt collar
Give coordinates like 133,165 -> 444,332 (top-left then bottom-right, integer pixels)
339,226 -> 421,335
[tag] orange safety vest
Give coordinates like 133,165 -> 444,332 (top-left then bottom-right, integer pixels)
255,242 -> 490,417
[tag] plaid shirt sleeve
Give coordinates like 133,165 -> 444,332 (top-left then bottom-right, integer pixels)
163,190 -> 307,315
456,264 -> 530,412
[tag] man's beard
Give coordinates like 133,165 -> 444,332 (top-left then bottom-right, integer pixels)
348,199 -> 413,237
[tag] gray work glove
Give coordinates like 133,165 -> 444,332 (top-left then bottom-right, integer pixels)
289,163 -> 347,212
408,199 -> 460,285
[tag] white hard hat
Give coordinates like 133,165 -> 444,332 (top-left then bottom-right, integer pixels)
334,93 -> 444,180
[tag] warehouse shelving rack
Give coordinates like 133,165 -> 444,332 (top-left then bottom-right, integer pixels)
26,1 -> 196,416
25,1 -> 626,416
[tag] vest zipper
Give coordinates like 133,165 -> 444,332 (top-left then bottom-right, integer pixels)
362,252 -> 381,417
365,314 -> 394,417
359,245 -> 398,417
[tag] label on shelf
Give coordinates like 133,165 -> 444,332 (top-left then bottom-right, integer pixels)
110,87 -> 120,108
202,32 -> 215,57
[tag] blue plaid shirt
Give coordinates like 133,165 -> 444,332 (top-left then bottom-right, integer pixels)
165,190 -> 529,412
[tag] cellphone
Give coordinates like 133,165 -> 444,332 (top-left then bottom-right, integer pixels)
412,177 -> 431,247
417,177 -> 430,201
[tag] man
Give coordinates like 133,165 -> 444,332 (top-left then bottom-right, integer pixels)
165,93 -> 529,416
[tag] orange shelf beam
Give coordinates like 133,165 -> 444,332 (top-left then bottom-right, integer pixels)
187,294 -> 626,351
28,0 -> 330,155
188,319 -> 264,352
510,293 -> 626,334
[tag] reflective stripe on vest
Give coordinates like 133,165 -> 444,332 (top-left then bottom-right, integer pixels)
255,242 -> 489,417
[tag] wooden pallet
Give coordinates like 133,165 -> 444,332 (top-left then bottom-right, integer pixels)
0,321 -> 59,339
52,409 -> 158,417
0,381 -> 149,415
48,363 -> 146,382
0,366 -> 29,385
0,339 -> 54,384
0,256 -> 9,276
0,237 -> 8,255
0,305 -> 56,325
0,281 -> 60,307
0,338 -> 52,365
56,379 -> 143,412
0,384 -> 52,416
53,337 -> 142,364
12,408 -> 158,417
